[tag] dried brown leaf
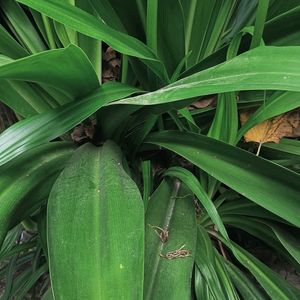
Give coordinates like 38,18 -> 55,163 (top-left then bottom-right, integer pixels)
240,110 -> 300,144
189,95 -> 216,110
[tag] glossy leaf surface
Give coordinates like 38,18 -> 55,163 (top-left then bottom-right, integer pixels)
48,142 -> 144,299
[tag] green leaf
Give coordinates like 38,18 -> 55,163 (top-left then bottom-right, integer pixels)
272,225 -> 300,264
15,263 -> 48,300
144,179 -> 196,300
182,0 -> 237,66
195,226 -> 226,300
157,0 -> 185,76
223,257 -> 268,300
213,249 -> 239,300
0,142 -> 74,247
0,80 -> 38,117
0,82 -> 139,166
0,44 -> 99,99
262,138 -> 300,161
0,225 -> 21,259
88,0 -> 127,32
115,46 -> 300,105
141,160 -> 152,210
1,0 -> 46,54
164,167 -> 228,240
214,233 -> 300,300
146,130 -> 300,227
265,6 -> 300,46
0,25 -> 28,59
146,0 -> 158,55
48,142 -> 144,299
17,0 -> 168,81
250,0 -> 270,49
42,288 -> 54,300
76,0 -> 101,78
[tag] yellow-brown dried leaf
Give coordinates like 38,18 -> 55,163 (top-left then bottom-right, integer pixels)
240,110 -> 300,144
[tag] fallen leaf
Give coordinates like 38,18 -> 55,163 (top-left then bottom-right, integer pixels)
188,95 -> 216,110
240,110 -> 300,144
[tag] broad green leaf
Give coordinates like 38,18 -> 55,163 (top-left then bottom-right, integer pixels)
0,44 -> 99,99
146,130 -> 300,227
48,142 -> 144,299
0,142 -> 74,247
0,82 -> 139,166
144,179 -> 196,300
17,0 -> 168,81
115,46 -> 300,105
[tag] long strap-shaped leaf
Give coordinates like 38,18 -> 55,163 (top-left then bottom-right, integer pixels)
115,46 -> 300,105
164,167 -> 228,240
146,130 -> 300,227
0,82 -> 139,166
17,0 -> 168,82
213,231 -> 300,300
0,44 -> 99,98
48,141 -> 144,299
0,142 -> 74,247
144,179 -> 196,300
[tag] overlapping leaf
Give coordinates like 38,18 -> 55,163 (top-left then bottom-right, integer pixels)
146,130 -> 300,227
0,82 -> 139,166
0,142 -> 74,247
115,46 -> 300,105
0,44 -> 99,99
